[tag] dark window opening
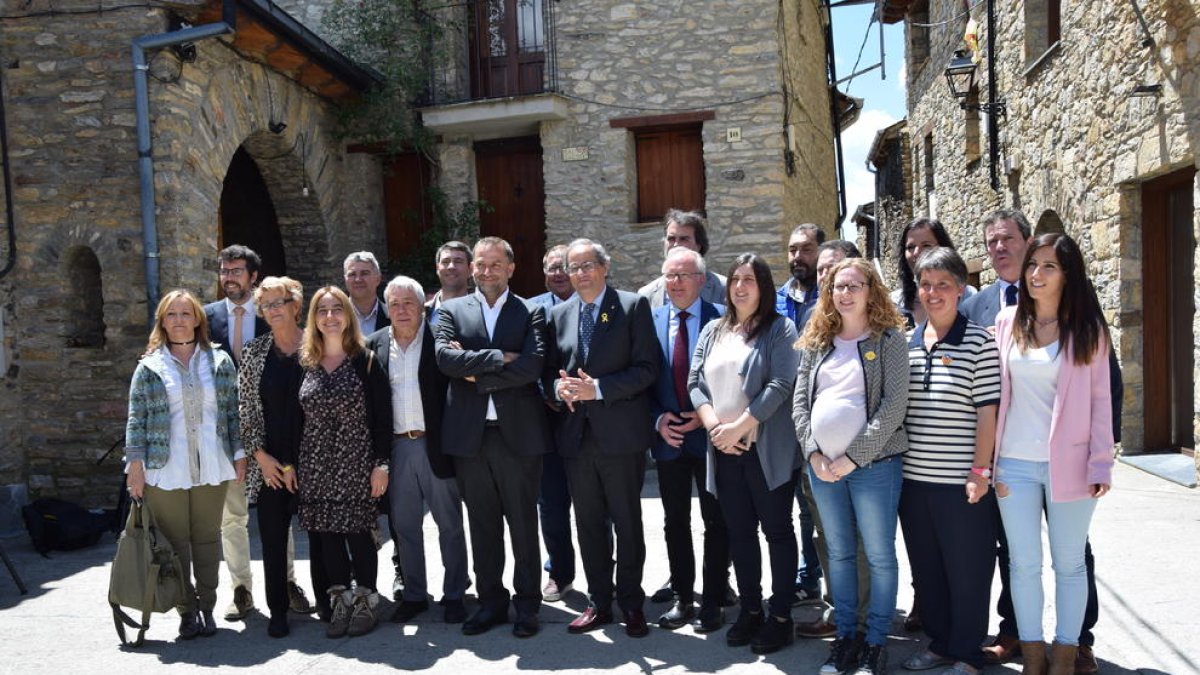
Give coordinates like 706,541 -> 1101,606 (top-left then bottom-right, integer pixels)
64,246 -> 106,348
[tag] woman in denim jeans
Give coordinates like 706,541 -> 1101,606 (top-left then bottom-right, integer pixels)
992,233 -> 1114,675
793,259 -> 909,675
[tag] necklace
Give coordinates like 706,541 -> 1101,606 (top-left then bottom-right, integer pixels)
168,339 -> 197,346
1034,317 -> 1059,327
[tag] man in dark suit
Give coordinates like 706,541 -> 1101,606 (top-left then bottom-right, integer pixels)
530,244 -> 578,603
545,238 -> 660,638
435,236 -> 552,638
204,245 -> 310,621
367,275 -> 469,626
649,248 -> 729,633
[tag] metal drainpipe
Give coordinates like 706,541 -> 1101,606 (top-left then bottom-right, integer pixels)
132,0 -> 236,326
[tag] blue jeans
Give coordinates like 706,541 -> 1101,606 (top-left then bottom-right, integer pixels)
807,456 -> 902,646
995,457 -> 1097,645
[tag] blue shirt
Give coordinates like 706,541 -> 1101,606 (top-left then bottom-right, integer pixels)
667,298 -> 703,365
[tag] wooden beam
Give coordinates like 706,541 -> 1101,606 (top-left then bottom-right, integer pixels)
609,110 -> 716,129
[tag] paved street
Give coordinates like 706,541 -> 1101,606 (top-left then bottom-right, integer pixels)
0,462 -> 1196,674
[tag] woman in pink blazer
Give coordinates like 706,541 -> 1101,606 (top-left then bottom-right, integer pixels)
992,232 -> 1114,675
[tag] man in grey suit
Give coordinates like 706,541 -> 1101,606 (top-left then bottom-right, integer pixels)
546,238 -> 660,638
638,209 -> 726,309
367,276 -> 469,626
435,236 -> 552,638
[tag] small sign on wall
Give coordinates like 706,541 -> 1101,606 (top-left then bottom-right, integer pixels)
561,146 -> 590,162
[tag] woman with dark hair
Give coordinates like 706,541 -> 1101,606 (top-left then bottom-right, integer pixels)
124,289 -> 245,639
238,276 -> 326,637
794,259 -> 909,675
992,233 -> 1114,675
893,218 -> 975,327
298,286 -> 393,639
689,254 -> 799,655
899,248 -> 1000,675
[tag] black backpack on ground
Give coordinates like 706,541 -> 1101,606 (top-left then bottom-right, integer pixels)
21,498 -> 117,556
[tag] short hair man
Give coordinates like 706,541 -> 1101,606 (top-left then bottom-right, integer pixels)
776,223 -> 826,329
429,241 -> 473,314
544,238 -> 660,638
435,236 -> 552,638
203,245 -> 312,621
649,247 -> 729,633
365,276 -> 470,625
528,243 -> 578,603
638,209 -> 727,309
343,251 -> 390,335
959,210 -> 1032,325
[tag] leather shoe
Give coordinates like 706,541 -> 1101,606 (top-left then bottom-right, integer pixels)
796,617 -> 838,639
267,614 -> 290,638
443,599 -> 466,624
658,598 -> 696,630
624,609 -> 650,638
391,599 -> 429,623
982,634 -> 1020,665
178,611 -> 202,640
513,613 -> 540,638
1074,645 -> 1098,674
568,606 -> 614,633
462,605 -> 507,636
726,610 -> 764,647
721,584 -> 739,608
693,603 -> 725,633
650,579 -> 674,604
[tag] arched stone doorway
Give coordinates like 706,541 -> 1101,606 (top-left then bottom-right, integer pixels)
1034,209 -> 1065,236
219,131 -> 330,296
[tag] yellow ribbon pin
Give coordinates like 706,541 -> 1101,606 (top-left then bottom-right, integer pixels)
600,312 -> 609,323
864,351 -> 877,361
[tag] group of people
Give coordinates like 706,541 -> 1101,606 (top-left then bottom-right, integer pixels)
123,207 -> 1115,675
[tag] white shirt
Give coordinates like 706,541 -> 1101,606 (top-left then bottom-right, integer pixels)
1000,340 -> 1061,462
390,329 -> 425,434
811,335 -> 869,461
144,348 -> 238,490
224,297 -> 257,349
476,288 -> 509,421
703,329 -> 757,445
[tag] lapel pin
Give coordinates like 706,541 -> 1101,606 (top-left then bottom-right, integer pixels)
600,312 -> 609,323
941,355 -> 953,366
864,351 -> 877,361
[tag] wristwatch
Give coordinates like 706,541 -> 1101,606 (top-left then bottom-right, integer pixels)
970,466 -> 992,479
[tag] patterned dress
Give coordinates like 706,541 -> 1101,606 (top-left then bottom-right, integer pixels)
297,357 -> 376,533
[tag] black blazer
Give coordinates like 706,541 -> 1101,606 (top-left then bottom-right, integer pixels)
204,300 -> 269,366
366,324 -> 454,479
434,293 -> 551,458
346,349 -> 394,463
544,287 -> 660,456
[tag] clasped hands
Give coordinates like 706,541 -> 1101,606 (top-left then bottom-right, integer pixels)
810,452 -> 856,482
708,417 -> 755,455
256,449 -> 297,493
556,369 -> 597,412
657,411 -> 703,447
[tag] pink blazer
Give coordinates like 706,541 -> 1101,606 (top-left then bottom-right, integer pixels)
993,307 -> 1114,502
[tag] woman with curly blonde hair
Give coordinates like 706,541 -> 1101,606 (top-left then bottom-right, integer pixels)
793,259 -> 909,675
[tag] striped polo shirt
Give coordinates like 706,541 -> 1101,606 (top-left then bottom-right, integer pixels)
904,313 -> 1000,484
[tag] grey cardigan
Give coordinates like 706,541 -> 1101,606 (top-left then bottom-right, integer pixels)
689,316 -> 800,495
793,327 -> 909,466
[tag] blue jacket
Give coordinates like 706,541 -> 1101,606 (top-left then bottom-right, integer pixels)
649,300 -> 724,461
776,281 -> 817,331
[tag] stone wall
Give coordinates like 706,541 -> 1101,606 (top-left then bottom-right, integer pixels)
892,0 -> 1200,458
0,2 -> 383,520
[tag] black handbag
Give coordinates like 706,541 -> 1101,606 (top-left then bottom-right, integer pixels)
107,500 -> 188,646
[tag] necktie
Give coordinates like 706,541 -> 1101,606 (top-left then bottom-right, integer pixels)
672,310 -> 691,410
232,305 -> 246,364
580,303 -> 596,362
1004,285 -> 1018,307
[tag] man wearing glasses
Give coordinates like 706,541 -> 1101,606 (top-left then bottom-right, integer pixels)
343,251 -> 390,335
204,245 -> 313,622
638,209 -> 727,310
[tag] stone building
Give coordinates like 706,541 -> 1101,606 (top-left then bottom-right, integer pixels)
403,0 -> 840,295
879,0 -> 1200,476
0,0 -> 385,530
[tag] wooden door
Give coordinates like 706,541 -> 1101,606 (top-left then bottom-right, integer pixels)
1142,167 -> 1196,452
475,136 -> 545,298
382,152 -> 434,267
470,0 -> 546,99
635,125 -> 705,222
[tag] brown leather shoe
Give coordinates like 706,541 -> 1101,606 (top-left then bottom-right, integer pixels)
624,609 -> 650,638
983,634 -> 1021,665
1048,642 -> 1077,675
1074,645 -> 1098,675
1020,641 -> 1048,675
796,617 -> 838,639
568,606 -> 614,633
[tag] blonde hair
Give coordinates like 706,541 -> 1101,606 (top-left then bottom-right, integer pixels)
253,276 -> 304,320
146,289 -> 211,354
797,259 -> 905,351
300,286 -> 364,368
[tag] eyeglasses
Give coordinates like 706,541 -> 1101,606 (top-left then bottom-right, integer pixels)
663,272 -> 702,282
832,282 -> 868,294
544,264 -> 567,275
218,267 -> 248,277
262,298 -> 294,311
567,261 -> 601,275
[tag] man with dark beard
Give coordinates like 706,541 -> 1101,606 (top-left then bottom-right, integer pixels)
775,223 -> 825,330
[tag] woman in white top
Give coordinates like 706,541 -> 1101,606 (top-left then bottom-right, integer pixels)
793,258 -> 909,675
124,290 -> 245,639
689,254 -> 799,655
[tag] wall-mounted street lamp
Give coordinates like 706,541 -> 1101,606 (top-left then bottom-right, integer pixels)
944,50 -> 1007,116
